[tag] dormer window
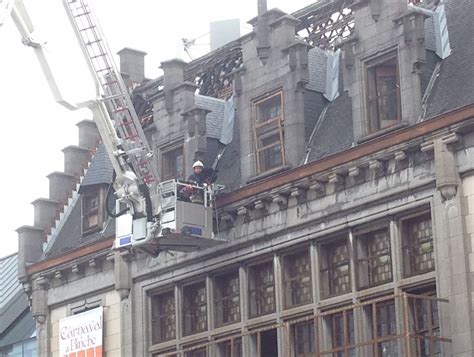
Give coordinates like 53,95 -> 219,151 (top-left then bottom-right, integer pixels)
253,92 -> 285,174
366,55 -> 401,133
81,186 -> 105,236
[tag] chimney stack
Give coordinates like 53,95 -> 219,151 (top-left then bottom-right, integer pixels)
117,48 -> 147,88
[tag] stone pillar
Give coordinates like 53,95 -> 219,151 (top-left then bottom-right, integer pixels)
432,137 -> 474,356
183,107 -> 210,178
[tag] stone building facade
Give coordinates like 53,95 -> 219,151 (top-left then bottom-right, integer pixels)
16,0 -> 474,356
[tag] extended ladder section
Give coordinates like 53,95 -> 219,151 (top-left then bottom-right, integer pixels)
63,0 -> 158,187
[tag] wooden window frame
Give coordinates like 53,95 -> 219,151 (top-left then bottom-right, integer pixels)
366,53 -> 401,134
252,91 -> 286,174
81,186 -> 105,236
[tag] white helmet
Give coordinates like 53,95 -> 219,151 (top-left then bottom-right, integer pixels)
192,160 -> 204,169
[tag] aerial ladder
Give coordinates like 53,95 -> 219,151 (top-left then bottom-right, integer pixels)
1,0 -> 221,256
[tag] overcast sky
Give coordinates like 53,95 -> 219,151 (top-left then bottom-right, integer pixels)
0,0 -> 316,258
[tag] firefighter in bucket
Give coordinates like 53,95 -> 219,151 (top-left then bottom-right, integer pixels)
180,161 -> 217,204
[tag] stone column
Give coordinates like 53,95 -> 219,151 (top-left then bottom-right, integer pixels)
432,136 -> 474,355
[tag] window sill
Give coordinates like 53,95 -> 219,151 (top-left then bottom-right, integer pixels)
247,165 -> 291,184
357,121 -> 409,144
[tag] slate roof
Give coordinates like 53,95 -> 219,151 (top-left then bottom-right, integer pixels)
0,254 -> 35,348
0,254 -> 21,312
79,144 -> 114,191
424,0 -> 474,119
45,145 -> 115,259
195,94 -> 226,140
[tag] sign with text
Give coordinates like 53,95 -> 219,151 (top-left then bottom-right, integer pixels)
59,307 -> 103,357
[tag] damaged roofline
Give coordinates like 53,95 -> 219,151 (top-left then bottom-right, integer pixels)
217,103 -> 474,208
25,104 -> 474,276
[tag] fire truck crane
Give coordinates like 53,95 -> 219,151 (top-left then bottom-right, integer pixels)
1,0 -> 221,256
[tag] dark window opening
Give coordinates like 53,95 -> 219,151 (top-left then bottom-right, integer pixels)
365,299 -> 398,356
356,228 -> 393,289
408,288 -> 441,357
183,282 -> 207,336
324,310 -> 355,357
402,213 -> 435,277
184,348 -> 207,357
162,145 -> 184,180
253,92 -> 285,174
217,338 -> 242,357
81,186 -> 104,235
283,250 -> 313,309
320,239 -> 351,297
214,272 -> 241,327
367,56 -> 401,133
293,321 -> 316,356
248,262 -> 276,318
251,328 -> 278,357
151,291 -> 176,344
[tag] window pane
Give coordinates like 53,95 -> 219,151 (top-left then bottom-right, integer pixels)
163,146 -> 184,179
293,321 -> 316,356
402,214 -> 434,276
283,251 -> 312,308
321,240 -> 351,296
217,338 -> 242,357
256,94 -> 282,123
183,282 -> 207,335
367,56 -> 400,132
215,272 -> 241,326
249,262 -> 276,317
152,291 -> 176,343
357,228 -> 392,289
254,92 -> 285,173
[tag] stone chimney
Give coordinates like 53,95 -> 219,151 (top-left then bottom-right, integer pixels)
18,119 -> 100,275
117,48 -> 147,88
160,59 -> 196,113
77,119 -> 100,149
16,226 -> 44,280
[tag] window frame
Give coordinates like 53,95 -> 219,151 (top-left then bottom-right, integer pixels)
365,52 -> 401,134
355,226 -> 393,290
252,91 -> 286,174
214,271 -> 241,327
151,289 -> 176,344
319,237 -> 352,298
81,185 -> 105,236
400,211 -> 435,277
282,249 -> 313,309
161,143 -> 185,180
182,281 -> 208,336
248,261 -> 276,318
